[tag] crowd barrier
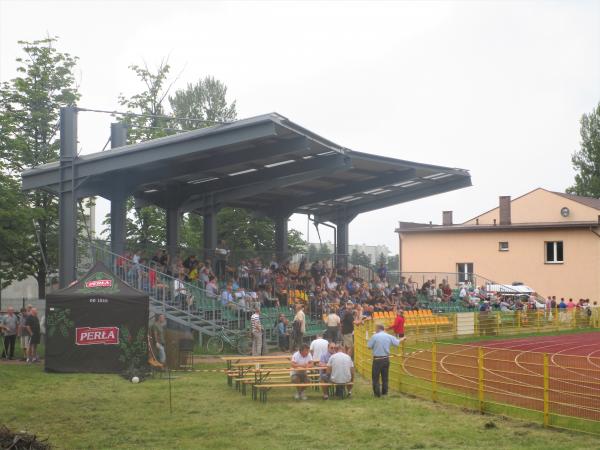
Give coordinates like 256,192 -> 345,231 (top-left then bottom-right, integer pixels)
354,316 -> 600,435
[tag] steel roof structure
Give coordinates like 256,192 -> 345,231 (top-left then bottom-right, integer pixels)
21,108 -> 472,287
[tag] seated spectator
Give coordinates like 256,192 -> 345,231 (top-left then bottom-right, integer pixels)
310,333 -> 329,363
319,342 -> 337,399
291,344 -> 313,400
327,345 -> 354,397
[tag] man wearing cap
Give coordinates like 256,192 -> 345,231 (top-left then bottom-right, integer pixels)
367,323 -> 400,397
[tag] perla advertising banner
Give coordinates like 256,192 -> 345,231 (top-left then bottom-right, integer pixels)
45,262 -> 149,373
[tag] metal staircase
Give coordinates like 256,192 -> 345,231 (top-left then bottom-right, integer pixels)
84,243 -> 250,345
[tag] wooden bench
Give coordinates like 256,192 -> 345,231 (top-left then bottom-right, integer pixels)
253,382 -> 354,403
235,373 -> 321,396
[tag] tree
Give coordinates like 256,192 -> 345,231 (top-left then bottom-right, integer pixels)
387,254 -> 400,272
108,64 -> 306,258
0,37 -> 80,297
567,101 -> 600,197
169,76 -> 236,129
0,172 -> 35,288
350,248 -> 371,267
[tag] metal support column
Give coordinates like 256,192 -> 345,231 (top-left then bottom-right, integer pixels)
58,106 -> 78,288
110,122 -> 128,256
203,210 -> 218,262
274,215 -> 289,261
335,218 -> 350,269
166,207 -> 181,265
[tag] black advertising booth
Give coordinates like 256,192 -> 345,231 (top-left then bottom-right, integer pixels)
45,261 -> 149,373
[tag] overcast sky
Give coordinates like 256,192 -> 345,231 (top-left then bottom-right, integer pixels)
2,0 -> 599,253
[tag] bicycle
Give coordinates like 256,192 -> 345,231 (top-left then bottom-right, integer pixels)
205,326 -> 252,355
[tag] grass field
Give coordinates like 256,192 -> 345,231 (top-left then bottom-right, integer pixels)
2,361 -> 600,449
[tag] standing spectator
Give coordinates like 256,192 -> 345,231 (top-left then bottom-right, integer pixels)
149,314 -> 166,364
1,306 -> 18,360
377,262 -> 387,282
327,345 -> 355,397
290,344 -> 313,400
291,304 -> 305,352
367,324 -> 400,397
387,309 -> 405,338
276,314 -> 289,351
309,333 -> 329,363
324,309 -> 341,343
17,307 -> 29,361
215,239 -> 229,280
341,305 -> 355,356
25,307 -> 41,363
251,307 -> 262,356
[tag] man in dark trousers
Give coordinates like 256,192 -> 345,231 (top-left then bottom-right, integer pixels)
367,323 -> 400,397
25,307 -> 41,363
1,306 -> 18,359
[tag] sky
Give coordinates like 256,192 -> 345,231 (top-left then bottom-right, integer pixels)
1,0 -> 599,254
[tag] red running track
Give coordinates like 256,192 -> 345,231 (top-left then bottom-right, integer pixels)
403,331 -> 600,421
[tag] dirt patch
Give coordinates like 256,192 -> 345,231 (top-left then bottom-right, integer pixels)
0,425 -> 50,449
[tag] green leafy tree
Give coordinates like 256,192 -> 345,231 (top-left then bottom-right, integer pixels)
0,172 -> 35,288
307,243 -> 318,261
169,76 -> 237,129
0,37 -> 80,297
387,254 -> 400,271
108,64 -> 306,259
567,101 -> 600,197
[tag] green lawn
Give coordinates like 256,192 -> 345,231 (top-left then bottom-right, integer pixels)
1,362 -> 599,449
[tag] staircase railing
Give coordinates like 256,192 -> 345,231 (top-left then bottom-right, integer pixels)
84,243 -> 252,339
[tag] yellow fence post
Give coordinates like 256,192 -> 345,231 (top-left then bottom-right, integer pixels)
478,347 -> 485,413
398,345 -> 403,392
431,341 -> 437,402
496,312 -> 500,335
517,311 -> 521,333
543,353 -> 549,427
453,313 -> 458,339
536,311 -> 541,333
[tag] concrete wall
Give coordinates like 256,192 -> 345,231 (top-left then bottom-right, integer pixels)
399,227 -> 600,300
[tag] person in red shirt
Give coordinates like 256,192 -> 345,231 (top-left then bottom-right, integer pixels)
387,309 -> 405,338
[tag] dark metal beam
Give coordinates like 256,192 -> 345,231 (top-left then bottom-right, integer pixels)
179,153 -> 352,213
22,121 -> 280,192
110,122 -> 128,256
318,176 -> 472,221
58,107 -> 78,288
278,168 -> 417,212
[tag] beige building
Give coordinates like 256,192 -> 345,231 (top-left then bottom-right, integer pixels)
396,188 -> 600,300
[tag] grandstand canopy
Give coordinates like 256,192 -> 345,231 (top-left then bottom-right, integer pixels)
22,112 -> 471,223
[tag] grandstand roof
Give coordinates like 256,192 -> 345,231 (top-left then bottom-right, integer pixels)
22,112 -> 471,221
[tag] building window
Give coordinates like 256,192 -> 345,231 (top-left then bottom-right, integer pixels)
499,242 -> 509,252
545,241 -> 563,264
456,263 -> 474,283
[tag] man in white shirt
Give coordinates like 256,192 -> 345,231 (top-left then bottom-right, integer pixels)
291,344 -> 313,400
309,334 -> 329,363
251,307 -> 262,356
324,310 -> 341,343
327,345 -> 354,397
